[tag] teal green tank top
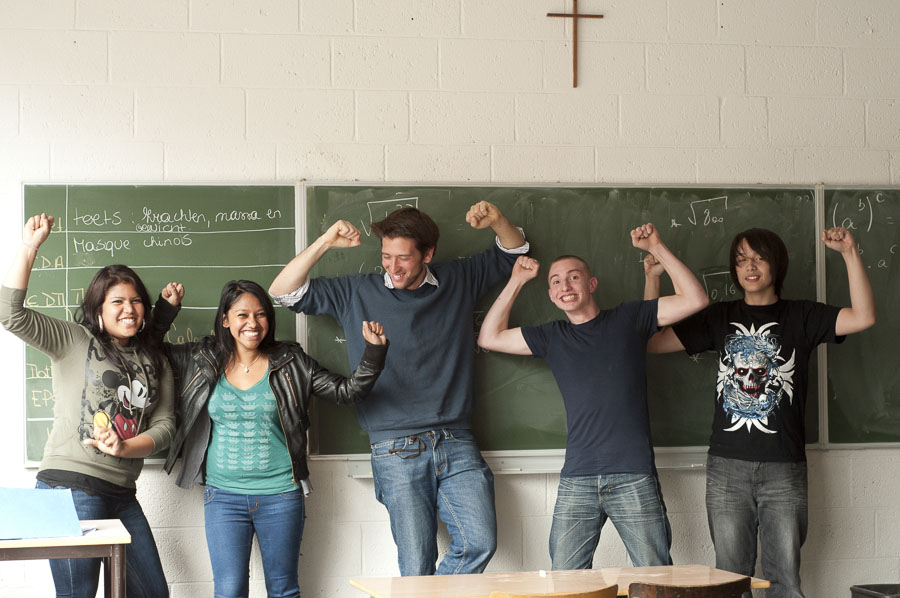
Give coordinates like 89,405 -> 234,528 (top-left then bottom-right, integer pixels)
204,372 -> 296,494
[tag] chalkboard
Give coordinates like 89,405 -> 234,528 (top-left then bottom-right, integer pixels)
825,189 -> 900,443
22,185 -> 296,463
304,186 -> 819,455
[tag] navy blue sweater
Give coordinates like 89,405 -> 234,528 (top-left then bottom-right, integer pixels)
292,245 -> 516,443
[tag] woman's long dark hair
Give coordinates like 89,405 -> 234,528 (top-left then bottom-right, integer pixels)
75,264 -> 165,374
211,280 -> 280,372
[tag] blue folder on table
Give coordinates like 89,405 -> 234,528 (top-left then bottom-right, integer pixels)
0,487 -> 83,540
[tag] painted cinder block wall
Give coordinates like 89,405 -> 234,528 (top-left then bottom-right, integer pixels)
1,1 -> 898,596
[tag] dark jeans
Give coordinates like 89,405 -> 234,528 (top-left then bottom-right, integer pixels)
35,480 -> 168,598
706,454 -> 808,598
370,429 -> 497,576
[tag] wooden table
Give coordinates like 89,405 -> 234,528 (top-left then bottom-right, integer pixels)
350,564 -> 770,597
0,519 -> 131,598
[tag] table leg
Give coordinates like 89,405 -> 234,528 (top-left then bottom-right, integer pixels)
108,544 -> 126,598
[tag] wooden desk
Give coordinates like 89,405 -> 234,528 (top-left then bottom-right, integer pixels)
350,564 -> 770,597
0,519 -> 131,598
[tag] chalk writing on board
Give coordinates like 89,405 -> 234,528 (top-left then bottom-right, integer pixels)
360,197 -> 420,236
831,192 -> 899,268
73,237 -> 131,257
143,235 -> 192,249
26,291 -> 66,307
357,261 -> 385,275
30,388 -> 54,408
686,196 -> 727,227
141,207 -> 207,227
73,208 -> 122,227
26,363 -> 51,378
35,255 -> 64,270
702,271 -> 738,303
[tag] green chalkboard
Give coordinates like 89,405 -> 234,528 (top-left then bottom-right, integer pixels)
826,189 -> 900,443
22,185 -> 296,463
305,186 -> 819,455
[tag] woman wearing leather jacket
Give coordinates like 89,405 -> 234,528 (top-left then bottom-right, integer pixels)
160,280 -> 388,598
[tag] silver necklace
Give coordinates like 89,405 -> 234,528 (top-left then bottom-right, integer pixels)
236,353 -> 262,373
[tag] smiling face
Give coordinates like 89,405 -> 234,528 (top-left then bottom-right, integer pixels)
734,240 -> 775,298
222,292 -> 269,353
99,282 -> 145,346
547,257 -> 598,320
381,236 -> 434,290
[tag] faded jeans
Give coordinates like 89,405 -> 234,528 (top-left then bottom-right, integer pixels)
549,472 -> 673,570
706,454 -> 808,598
371,429 -> 497,576
203,485 -> 306,598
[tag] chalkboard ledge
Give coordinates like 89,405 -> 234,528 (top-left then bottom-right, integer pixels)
310,448 -> 710,478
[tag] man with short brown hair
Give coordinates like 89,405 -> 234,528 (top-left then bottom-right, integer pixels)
270,201 -> 527,576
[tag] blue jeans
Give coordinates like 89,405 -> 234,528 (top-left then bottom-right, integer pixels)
371,429 -> 497,576
549,473 -> 673,570
706,455 -> 808,598
203,486 -> 306,598
35,480 -> 168,598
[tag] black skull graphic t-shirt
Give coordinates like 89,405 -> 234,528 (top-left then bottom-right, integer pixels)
673,299 -> 842,462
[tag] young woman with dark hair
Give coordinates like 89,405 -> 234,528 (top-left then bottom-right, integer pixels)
159,279 -> 388,598
0,214 -> 176,598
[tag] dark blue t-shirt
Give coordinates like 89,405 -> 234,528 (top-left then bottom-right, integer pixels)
521,299 -> 659,477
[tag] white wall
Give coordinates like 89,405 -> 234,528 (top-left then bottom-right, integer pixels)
1,1 -> 899,596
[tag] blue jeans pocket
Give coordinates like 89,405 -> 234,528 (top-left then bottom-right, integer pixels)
443,429 -> 476,443
278,489 -> 303,501
203,485 -> 216,505
372,435 -> 427,461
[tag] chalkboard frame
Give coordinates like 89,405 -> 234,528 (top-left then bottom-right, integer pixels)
296,181 -> 890,474
20,182 -> 895,470
820,186 -> 900,448
19,182 -> 301,467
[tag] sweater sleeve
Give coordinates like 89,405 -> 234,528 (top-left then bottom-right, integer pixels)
453,245 -> 519,299
289,275 -> 357,322
0,285 -> 84,360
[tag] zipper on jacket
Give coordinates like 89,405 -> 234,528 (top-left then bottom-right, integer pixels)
270,367 -> 298,485
283,370 -> 299,407
181,370 -> 203,396
184,351 -> 217,394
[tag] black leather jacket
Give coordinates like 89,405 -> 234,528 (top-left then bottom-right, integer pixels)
161,333 -> 387,489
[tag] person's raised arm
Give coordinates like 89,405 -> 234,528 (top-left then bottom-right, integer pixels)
641,252 -> 689,354
631,223 -> 708,328
150,281 -> 184,343
4,214 -> 53,290
269,220 -> 361,297
824,227 -> 876,336
307,320 -> 389,405
465,201 -> 526,250
476,256 -> 537,355
643,253 -> 666,301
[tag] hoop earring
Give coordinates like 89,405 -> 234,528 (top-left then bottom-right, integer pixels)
97,314 -> 104,333
140,319 -> 146,332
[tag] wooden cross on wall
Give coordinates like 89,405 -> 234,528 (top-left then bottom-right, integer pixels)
547,0 -> 604,88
